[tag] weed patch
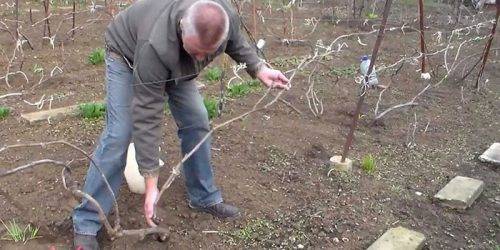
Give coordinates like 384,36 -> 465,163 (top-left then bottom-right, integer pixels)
330,64 -> 357,77
204,67 -> 223,82
221,219 -> 276,246
79,102 -> 106,119
203,97 -> 218,120
1,219 -> 40,243
227,80 -> 261,98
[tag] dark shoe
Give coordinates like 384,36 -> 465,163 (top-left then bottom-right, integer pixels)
74,234 -> 99,250
190,202 -> 240,219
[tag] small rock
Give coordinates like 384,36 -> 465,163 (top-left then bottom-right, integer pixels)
318,232 -> 326,237
415,191 -> 423,196
297,244 -> 304,249
342,237 -> 349,242
332,237 -> 340,243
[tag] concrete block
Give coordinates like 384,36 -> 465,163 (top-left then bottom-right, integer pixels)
434,176 -> 484,209
479,143 -> 500,165
21,105 -> 79,123
367,226 -> 425,250
124,143 -> 164,194
329,155 -> 352,172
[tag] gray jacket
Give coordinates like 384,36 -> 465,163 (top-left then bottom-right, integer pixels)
105,0 -> 262,177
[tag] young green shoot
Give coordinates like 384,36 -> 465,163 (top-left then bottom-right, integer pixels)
88,48 -> 105,65
32,64 -> 44,74
361,154 -> 376,174
0,106 -> 10,119
367,12 -> 379,19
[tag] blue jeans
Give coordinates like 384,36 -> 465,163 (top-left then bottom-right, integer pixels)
72,52 -> 222,236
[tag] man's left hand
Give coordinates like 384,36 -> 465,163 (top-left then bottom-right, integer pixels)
256,66 -> 290,90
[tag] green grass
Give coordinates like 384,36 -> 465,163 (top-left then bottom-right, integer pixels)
227,80 -> 261,98
0,106 -> 10,119
400,0 -> 445,8
270,56 -> 303,68
366,12 -> 378,19
361,154 -> 376,174
222,218 -> 275,245
88,48 -> 105,65
204,67 -> 223,82
32,64 -> 44,74
39,0 -> 87,6
1,219 -> 40,243
164,103 -> 171,115
203,97 -> 218,120
330,64 -> 357,77
79,102 -> 106,119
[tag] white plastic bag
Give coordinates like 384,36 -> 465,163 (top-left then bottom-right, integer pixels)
124,143 -> 164,194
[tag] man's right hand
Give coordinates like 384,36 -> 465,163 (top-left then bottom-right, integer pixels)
144,176 -> 159,227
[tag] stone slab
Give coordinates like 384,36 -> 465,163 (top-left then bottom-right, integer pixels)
21,105 -> 79,123
434,176 -> 484,209
367,226 -> 425,250
479,143 -> 500,166
329,155 -> 352,172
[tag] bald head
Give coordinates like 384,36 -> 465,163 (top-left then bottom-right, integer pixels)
181,1 -> 230,49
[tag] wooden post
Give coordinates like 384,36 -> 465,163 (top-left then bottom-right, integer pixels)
454,0 -> 462,25
72,0 -> 76,40
475,1 -> 499,89
15,0 -> 19,40
341,0 -> 393,162
353,0 -> 357,19
252,0 -> 257,37
418,0 -> 426,74
43,0 -> 51,38
29,7 -> 33,25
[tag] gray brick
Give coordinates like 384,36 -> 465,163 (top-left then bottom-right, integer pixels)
479,143 -> 500,165
434,176 -> 484,209
367,226 -> 425,250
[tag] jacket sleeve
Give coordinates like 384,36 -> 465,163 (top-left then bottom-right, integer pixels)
224,14 -> 264,78
132,42 -> 169,177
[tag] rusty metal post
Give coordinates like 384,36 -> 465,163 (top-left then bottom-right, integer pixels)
475,1 -> 499,89
418,0 -> 426,74
340,0 -> 393,163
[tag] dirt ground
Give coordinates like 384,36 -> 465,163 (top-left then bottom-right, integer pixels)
0,0 -> 499,249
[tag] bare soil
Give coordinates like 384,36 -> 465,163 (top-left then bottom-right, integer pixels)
0,0 -> 499,249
